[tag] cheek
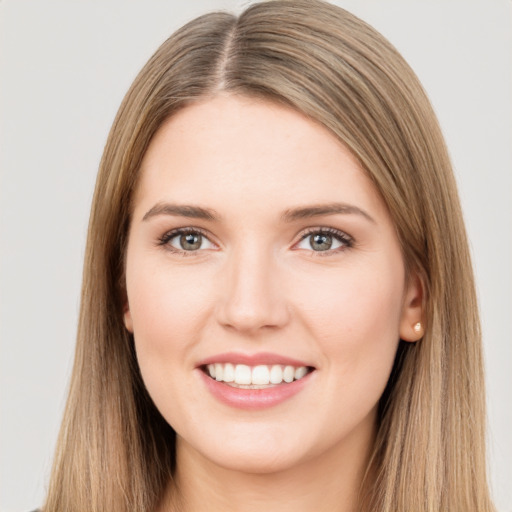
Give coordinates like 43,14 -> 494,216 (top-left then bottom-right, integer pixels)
125,258 -> 219,428
125,257 -> 215,367
298,258 -> 403,333
293,260 -> 404,396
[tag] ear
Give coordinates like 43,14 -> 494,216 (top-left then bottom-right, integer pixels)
399,272 -> 425,342
123,301 -> 134,333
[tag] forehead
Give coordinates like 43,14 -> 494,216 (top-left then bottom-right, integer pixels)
134,94 -> 388,222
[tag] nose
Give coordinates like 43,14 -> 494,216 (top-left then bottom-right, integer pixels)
215,246 -> 290,334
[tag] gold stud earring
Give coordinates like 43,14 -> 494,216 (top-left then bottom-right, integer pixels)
413,322 -> 422,334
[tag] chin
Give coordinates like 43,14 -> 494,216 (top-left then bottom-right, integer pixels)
206,445 -> 306,475
177,422 -> 315,475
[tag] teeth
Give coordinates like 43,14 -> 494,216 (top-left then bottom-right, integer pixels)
223,363 -> 235,382
234,364 -> 252,385
214,363 -> 223,382
252,365 -> 270,385
283,365 -> 294,383
294,366 -> 308,380
205,363 -> 310,386
269,365 -> 283,384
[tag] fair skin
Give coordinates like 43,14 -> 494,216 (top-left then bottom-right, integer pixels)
123,95 -> 423,512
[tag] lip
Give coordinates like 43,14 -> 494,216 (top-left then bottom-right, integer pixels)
198,368 -> 314,410
196,352 -> 316,410
197,351 -> 312,367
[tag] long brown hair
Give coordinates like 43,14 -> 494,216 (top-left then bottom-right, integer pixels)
43,1 -> 494,511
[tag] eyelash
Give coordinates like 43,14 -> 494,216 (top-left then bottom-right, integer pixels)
157,226 -> 354,256
157,227 -> 213,257
296,227 -> 354,255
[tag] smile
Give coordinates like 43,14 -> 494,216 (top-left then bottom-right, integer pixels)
197,353 -> 316,410
204,363 -> 311,387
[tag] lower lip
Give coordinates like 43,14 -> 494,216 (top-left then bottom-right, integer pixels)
198,370 -> 313,410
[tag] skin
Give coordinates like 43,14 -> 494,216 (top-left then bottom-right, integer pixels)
123,95 -> 423,512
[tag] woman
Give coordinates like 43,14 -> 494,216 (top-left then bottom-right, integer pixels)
42,1 -> 495,511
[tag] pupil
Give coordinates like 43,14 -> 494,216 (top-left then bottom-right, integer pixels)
311,233 -> 332,251
181,233 -> 201,250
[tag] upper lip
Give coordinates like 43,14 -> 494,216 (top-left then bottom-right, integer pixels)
196,352 -> 314,368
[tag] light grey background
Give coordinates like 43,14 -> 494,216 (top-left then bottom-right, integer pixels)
1,1 -> 510,511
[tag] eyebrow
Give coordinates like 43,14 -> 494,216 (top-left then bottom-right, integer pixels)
281,203 -> 375,223
141,201 -> 375,224
142,202 -> 220,222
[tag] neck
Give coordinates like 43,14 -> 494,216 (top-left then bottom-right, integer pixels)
158,419 -> 376,512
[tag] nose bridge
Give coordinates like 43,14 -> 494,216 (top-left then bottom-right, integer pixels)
217,241 -> 289,333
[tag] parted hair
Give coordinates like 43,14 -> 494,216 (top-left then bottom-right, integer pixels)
43,1 -> 494,511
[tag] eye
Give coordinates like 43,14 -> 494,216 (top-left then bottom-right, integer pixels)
295,229 -> 352,253
160,229 -> 216,252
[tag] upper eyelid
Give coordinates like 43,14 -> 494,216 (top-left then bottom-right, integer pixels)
161,226 -> 213,239
295,226 -> 353,241
159,226 -> 218,246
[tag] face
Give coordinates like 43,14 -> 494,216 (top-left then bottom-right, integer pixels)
124,95 -> 422,475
